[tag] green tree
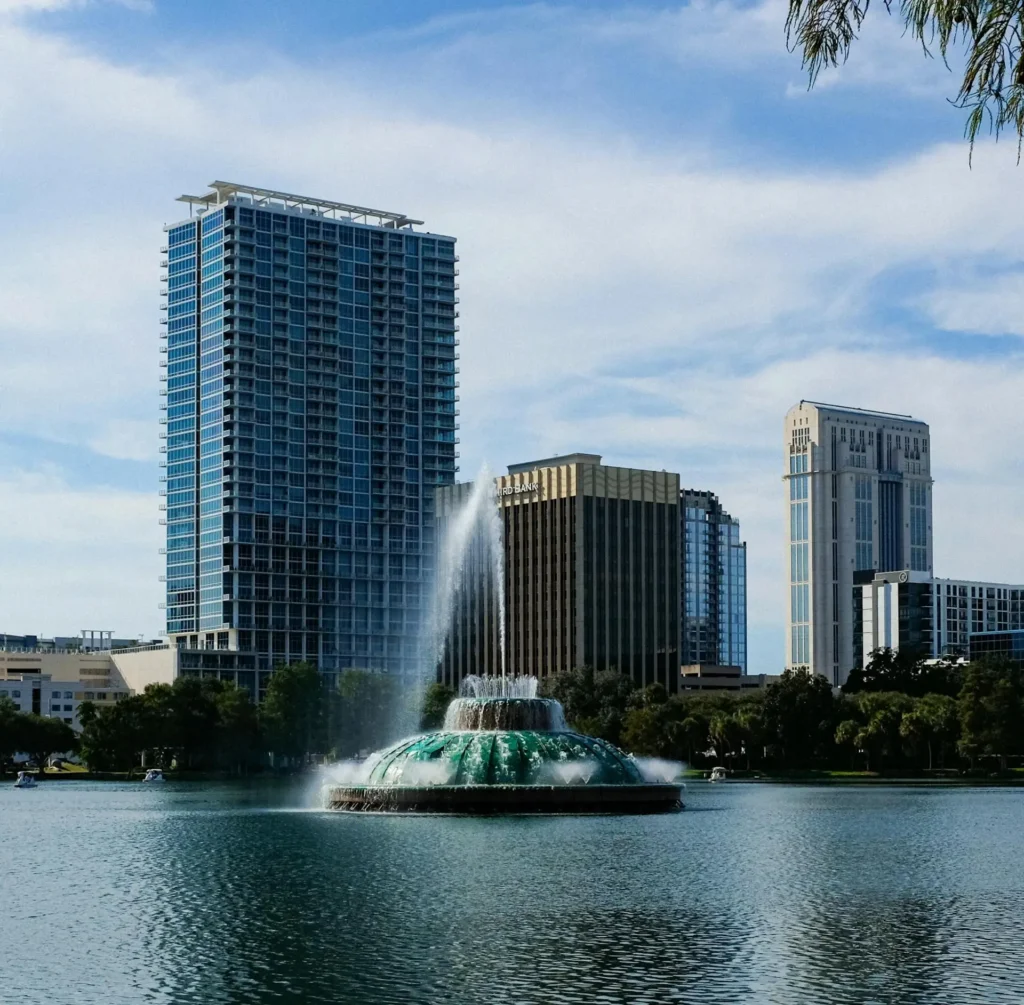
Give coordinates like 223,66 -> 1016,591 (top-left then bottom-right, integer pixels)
0,694 -> 20,773
985,676 -> 1023,769
955,659 -> 1022,768
786,0 -> 1024,152
761,669 -> 838,767
734,701 -> 766,768
835,718 -> 865,769
260,662 -> 329,764
78,694 -> 151,772
852,692 -> 914,770
620,704 -> 667,756
678,715 -> 710,765
17,715 -> 77,770
900,693 -> 959,769
542,666 -> 637,745
620,683 -> 672,755
420,682 -> 457,731
709,712 -> 744,764
845,649 -> 963,698
332,670 -> 406,757
211,682 -> 261,773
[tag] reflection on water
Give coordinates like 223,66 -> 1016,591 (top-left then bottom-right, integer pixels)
3,782 -> 1024,1004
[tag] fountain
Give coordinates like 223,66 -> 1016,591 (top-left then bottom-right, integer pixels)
324,675 -> 684,814
324,467 -> 682,814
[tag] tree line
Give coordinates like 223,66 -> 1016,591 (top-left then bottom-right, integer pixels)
8,648 -> 1022,776
0,697 -> 77,773
543,650 -> 1024,774
0,664 -> 456,775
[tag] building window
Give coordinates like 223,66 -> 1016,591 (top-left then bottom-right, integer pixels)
854,476 -> 873,571
910,482 -> 928,571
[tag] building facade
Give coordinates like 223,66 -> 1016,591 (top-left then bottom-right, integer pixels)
856,574 -> 1024,666
0,649 -> 131,730
680,489 -> 747,671
437,454 -> 680,692
784,401 -> 933,685
970,630 -> 1024,667
162,182 -> 458,695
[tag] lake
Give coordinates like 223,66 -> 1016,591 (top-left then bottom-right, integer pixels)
2,780 -> 1023,1004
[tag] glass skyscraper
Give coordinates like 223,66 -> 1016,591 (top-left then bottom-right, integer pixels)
161,182 -> 458,696
680,489 -> 747,671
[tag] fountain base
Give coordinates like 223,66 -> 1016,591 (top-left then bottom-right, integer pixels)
326,782 -> 683,814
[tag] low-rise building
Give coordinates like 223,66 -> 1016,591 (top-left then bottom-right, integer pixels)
855,573 -> 1024,667
0,642 -> 177,730
679,664 -> 779,692
0,649 -> 130,729
969,630 -> 1024,668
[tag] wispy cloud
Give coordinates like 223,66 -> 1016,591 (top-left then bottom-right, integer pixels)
0,2 -> 1018,666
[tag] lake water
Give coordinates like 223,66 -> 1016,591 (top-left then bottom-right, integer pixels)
3,780 -> 1024,1004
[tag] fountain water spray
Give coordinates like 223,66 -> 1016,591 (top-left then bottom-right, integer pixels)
422,464 -> 507,680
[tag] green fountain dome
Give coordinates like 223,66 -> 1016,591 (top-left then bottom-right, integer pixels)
324,675 -> 683,814
366,726 -> 645,787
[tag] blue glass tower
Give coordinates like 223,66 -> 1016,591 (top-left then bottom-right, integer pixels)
161,182 -> 459,695
680,489 -> 747,671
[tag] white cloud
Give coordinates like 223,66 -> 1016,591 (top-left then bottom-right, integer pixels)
0,5 -> 1021,669
921,272 -> 1024,337
0,468 -> 161,636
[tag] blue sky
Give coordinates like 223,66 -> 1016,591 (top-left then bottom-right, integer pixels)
2,0 -> 1023,671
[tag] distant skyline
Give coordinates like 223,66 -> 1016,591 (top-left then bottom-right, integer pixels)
3,0 -> 1024,675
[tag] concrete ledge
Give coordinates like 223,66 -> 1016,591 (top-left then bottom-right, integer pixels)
325,783 -> 683,815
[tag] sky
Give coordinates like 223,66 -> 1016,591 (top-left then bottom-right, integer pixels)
1,0 -> 1023,672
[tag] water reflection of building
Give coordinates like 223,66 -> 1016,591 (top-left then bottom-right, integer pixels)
438,454 -> 747,693
680,490 -> 747,672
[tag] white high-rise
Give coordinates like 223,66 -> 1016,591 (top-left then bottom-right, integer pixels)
784,401 -> 933,685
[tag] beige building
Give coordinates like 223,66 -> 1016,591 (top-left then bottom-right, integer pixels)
438,453 -> 680,692
0,645 -> 176,730
784,401 -> 933,686
680,664 -> 779,691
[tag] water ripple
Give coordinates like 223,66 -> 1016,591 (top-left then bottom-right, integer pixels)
3,781 -> 1024,1004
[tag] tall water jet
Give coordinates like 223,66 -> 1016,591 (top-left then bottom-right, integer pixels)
423,464 -> 507,680
484,487 -> 507,680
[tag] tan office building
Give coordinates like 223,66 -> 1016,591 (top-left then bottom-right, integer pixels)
784,401 -> 933,686
437,453 -> 680,692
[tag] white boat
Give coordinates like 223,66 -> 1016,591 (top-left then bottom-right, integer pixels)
13,771 -> 37,789
143,769 -> 165,783
709,766 -> 727,782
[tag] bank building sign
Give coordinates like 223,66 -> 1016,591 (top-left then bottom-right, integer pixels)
497,482 -> 540,498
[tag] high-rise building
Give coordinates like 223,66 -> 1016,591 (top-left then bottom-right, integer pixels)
784,401 -> 932,685
161,182 -> 459,695
680,490 -> 747,671
436,454 -> 680,692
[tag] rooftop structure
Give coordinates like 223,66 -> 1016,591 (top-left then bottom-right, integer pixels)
175,181 -> 424,229
798,401 -> 916,421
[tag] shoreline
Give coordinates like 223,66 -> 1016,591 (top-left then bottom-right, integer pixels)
684,771 -> 1024,786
